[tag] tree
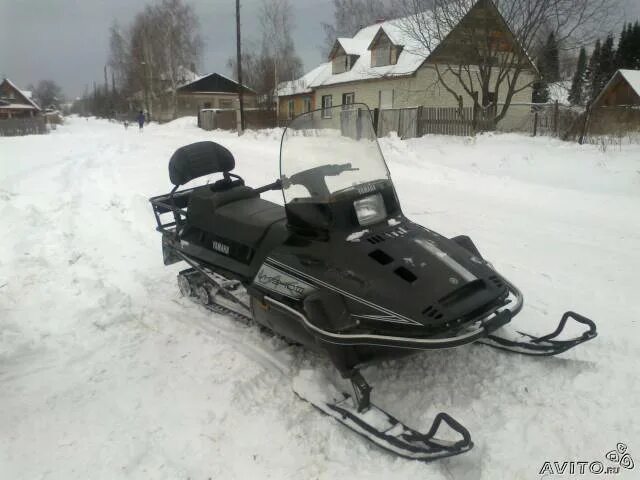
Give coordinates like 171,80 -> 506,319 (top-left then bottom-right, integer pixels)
107,0 -> 202,119
568,47 -> 587,105
593,33 -> 616,99
538,32 -> 560,83
228,0 -> 302,108
396,0 -> 617,127
532,59 -> 549,103
585,38 -> 601,103
33,80 -> 64,108
321,0 -> 393,55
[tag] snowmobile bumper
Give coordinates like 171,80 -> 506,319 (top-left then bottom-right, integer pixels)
263,281 -> 523,350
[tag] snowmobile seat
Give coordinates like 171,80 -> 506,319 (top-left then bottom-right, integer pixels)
169,141 -> 235,186
187,186 -> 285,249
211,198 -> 286,248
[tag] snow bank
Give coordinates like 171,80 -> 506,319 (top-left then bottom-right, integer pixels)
1,118 -> 639,480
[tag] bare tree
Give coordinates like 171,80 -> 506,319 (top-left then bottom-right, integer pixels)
107,0 -> 201,119
33,80 -> 64,108
228,0 -> 302,109
321,0 -> 395,55
396,0 -> 618,126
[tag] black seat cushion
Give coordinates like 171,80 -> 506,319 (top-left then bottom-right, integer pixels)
187,186 -> 285,248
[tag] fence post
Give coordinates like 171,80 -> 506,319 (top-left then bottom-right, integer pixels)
373,108 -> 379,135
416,106 -> 423,137
578,106 -> 591,145
533,111 -> 538,137
553,100 -> 559,137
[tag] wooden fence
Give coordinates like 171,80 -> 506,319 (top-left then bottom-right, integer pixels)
375,106 -> 494,138
0,117 -> 47,136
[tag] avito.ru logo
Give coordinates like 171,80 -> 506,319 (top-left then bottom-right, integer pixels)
539,443 -> 634,476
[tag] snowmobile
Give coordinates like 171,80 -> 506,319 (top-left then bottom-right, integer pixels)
149,104 -> 597,462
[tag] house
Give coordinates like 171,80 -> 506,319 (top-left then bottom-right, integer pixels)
155,72 -> 257,122
592,69 -> 640,107
281,0 -> 535,129
0,78 -> 41,119
277,63 -> 331,121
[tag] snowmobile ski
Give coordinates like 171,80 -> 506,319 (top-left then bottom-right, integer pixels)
293,369 -> 473,461
477,311 -> 597,356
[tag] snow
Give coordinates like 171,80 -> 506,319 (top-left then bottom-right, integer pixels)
311,18 -> 432,87
277,63 -> 331,97
346,229 -> 370,242
548,80 -> 571,105
619,69 -> 640,97
2,116 -> 640,479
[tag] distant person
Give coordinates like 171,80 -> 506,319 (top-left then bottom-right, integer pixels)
124,120 -> 129,130
137,110 -> 145,131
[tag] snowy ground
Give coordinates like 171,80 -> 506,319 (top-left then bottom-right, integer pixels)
1,116 -> 639,480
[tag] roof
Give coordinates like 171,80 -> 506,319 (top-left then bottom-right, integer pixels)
310,16 -> 435,88
592,69 -> 640,106
619,69 -> 640,96
177,72 -> 255,95
277,63 -> 332,96
1,78 -> 41,110
297,0 -> 534,90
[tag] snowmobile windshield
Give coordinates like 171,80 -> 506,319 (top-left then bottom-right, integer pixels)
279,104 -> 392,206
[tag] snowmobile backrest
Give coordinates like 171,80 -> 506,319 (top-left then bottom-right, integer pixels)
169,141 -> 235,186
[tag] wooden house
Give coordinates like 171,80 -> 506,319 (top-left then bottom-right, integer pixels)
592,69 -> 640,107
155,73 -> 257,122
0,78 -> 41,119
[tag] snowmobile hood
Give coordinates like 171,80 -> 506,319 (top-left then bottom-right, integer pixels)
265,217 -> 508,334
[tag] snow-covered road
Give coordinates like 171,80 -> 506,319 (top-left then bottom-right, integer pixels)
1,117 -> 639,479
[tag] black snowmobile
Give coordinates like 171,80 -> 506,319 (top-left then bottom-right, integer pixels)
149,104 -> 597,461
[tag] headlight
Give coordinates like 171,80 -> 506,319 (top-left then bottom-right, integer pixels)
354,193 -> 387,226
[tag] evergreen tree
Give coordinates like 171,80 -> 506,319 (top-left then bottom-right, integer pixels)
532,58 -> 550,103
542,33 -> 561,83
631,22 -> 640,69
568,47 -> 587,105
595,34 -> 616,97
586,39 -> 601,103
615,23 -> 631,69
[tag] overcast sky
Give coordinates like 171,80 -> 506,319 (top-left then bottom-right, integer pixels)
1,0 -> 639,99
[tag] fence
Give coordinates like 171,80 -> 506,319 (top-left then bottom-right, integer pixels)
375,106 -> 495,139
0,116 -> 48,137
199,109 -> 277,131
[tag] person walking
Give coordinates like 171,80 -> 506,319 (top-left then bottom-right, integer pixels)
137,110 -> 145,131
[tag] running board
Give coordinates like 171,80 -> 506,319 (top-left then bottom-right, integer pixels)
477,311 -> 597,356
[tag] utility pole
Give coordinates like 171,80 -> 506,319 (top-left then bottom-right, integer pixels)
236,0 -> 245,135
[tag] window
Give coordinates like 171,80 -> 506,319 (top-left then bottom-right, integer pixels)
303,96 -> 312,113
288,99 -> 295,119
342,92 -> 355,108
372,45 -> 392,67
203,102 -> 212,109
321,95 -> 333,118
332,54 -> 357,74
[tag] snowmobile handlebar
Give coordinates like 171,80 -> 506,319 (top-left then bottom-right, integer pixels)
282,163 -> 359,198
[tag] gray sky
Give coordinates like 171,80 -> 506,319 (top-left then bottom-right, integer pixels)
0,0 -> 333,98
1,0 -> 639,99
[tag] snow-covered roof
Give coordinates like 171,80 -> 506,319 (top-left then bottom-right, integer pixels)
2,78 -> 40,110
619,69 -> 640,97
310,15 -> 440,88
592,69 -> 640,106
277,63 -> 332,96
20,90 -> 33,99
